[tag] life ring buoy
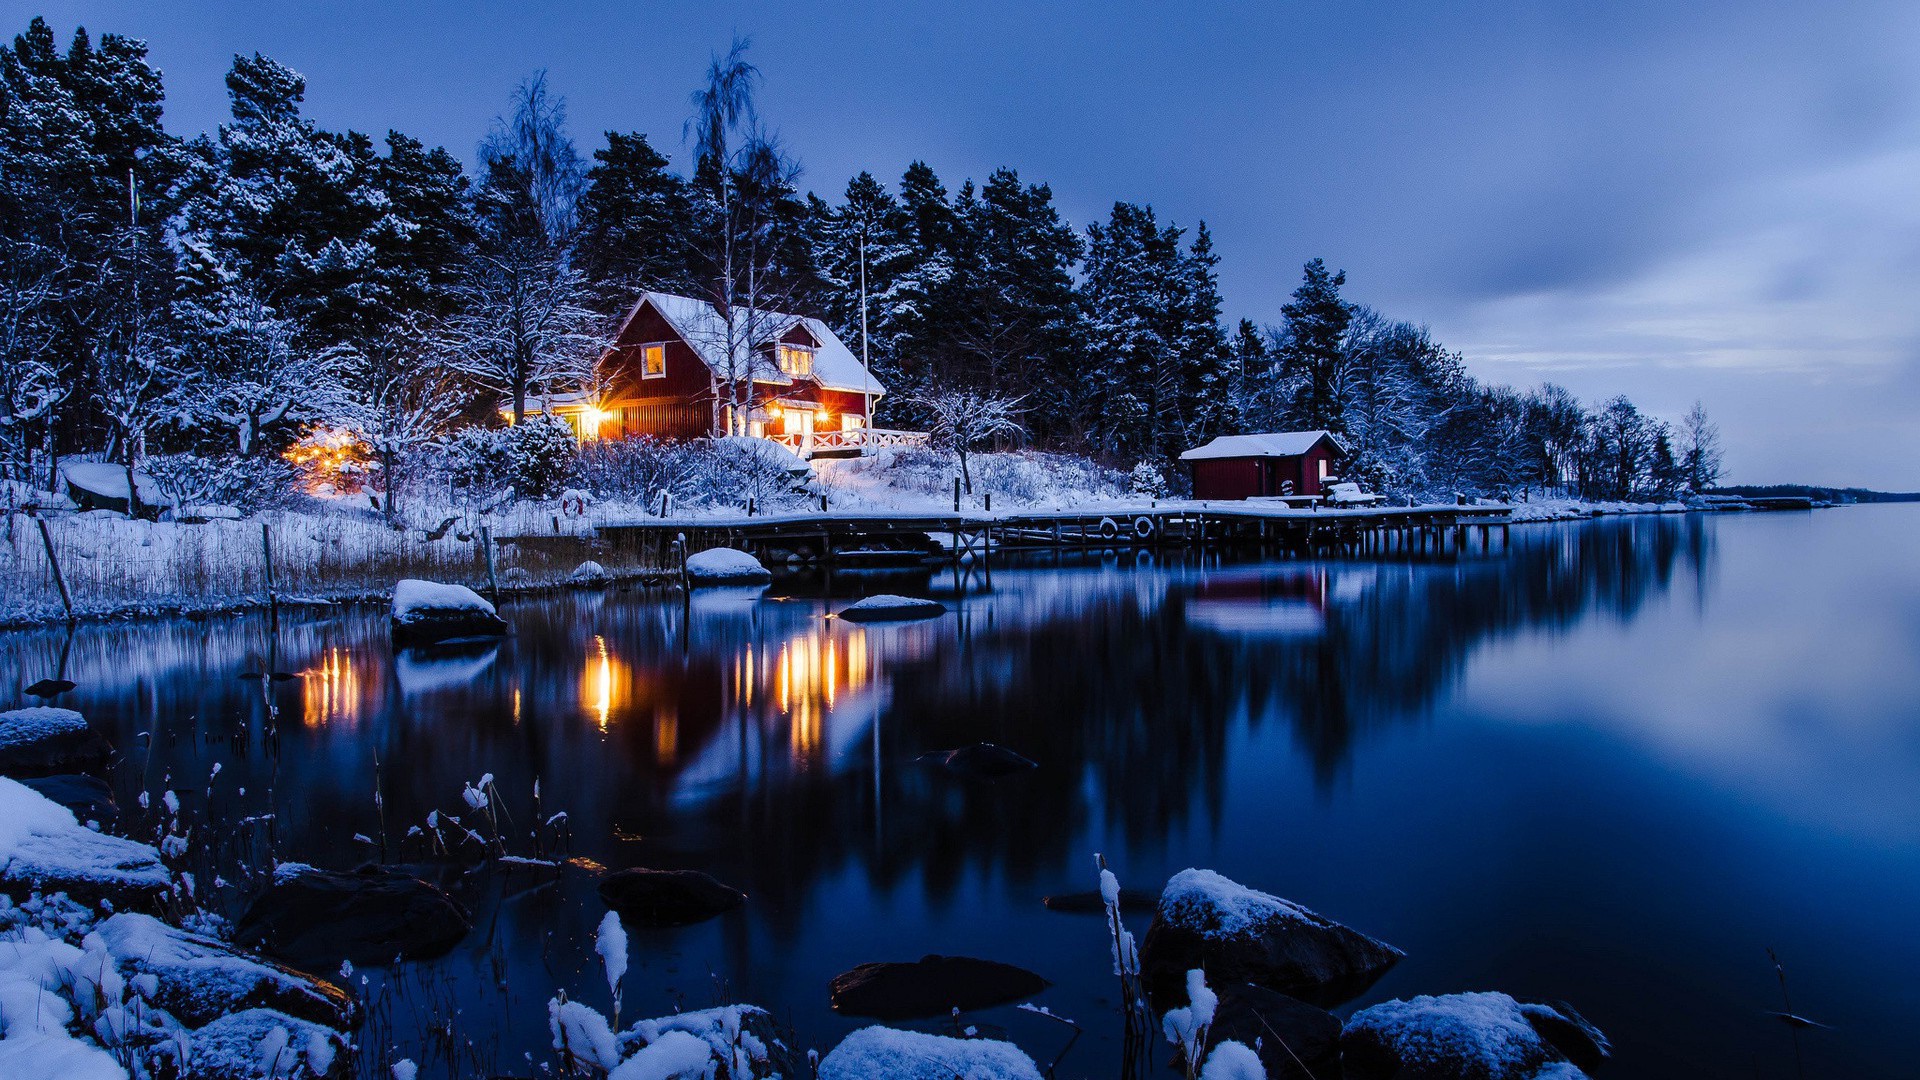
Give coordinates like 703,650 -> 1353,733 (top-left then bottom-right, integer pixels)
1132,515 -> 1157,539
1097,516 -> 1121,540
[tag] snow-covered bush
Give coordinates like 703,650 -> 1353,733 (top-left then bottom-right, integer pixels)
508,414 -> 579,499
1129,460 -> 1169,498
147,452 -> 297,512
437,426 -> 513,494
686,437 -> 809,508
577,436 -> 699,504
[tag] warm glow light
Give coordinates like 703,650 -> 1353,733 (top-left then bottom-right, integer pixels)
284,427 -> 372,495
300,647 -> 360,727
582,635 -> 631,733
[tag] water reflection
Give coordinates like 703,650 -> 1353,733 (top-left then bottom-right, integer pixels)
15,512 -> 1920,1076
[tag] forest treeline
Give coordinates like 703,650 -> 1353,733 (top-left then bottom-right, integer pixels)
0,19 -> 1721,505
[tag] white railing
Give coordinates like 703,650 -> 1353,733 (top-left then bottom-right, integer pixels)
767,428 -> 930,456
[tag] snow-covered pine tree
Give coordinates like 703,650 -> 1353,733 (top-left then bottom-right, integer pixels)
576,130 -> 697,305
1278,258 -> 1354,433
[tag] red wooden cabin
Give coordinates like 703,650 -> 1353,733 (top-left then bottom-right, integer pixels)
517,292 -> 920,458
1180,431 -> 1350,499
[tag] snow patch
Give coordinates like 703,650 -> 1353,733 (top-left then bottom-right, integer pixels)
817,1026 -> 1043,1080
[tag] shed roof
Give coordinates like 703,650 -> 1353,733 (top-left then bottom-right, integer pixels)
635,292 -> 886,398
1179,431 -> 1350,461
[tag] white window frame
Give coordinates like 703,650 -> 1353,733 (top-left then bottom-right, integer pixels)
638,341 -> 669,380
777,343 -> 816,379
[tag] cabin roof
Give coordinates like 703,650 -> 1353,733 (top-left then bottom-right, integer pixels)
1179,431 -> 1350,461
634,291 -> 887,397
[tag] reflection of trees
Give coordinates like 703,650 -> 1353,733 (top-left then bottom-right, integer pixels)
0,514 -> 1707,943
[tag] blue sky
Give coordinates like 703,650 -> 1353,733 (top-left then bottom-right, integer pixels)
18,0 -> 1920,487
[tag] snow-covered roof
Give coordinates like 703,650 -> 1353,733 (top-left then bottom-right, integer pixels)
1178,431 -> 1349,461
636,292 -> 887,398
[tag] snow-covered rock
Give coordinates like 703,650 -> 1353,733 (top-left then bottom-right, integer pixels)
18,774 -> 118,825
617,1005 -> 806,1080
58,461 -> 167,514
168,1007 -> 349,1080
817,1027 -> 1043,1080
389,579 -> 509,646
829,955 -> 1050,1020
95,913 -> 358,1030
234,866 -> 472,968
0,707 -> 112,778
837,594 -> 947,622
1342,992 -> 1609,1080
1139,868 -> 1403,1008
0,777 -> 169,906
1203,982 -> 1341,1080
684,547 -> 771,585
570,559 -> 612,584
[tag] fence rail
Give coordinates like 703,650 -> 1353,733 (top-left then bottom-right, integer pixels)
766,427 -> 930,457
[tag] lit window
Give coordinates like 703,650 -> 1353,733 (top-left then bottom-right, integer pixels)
641,343 -> 666,378
777,344 -> 815,378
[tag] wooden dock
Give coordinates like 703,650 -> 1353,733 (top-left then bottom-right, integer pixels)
595,501 -> 1514,569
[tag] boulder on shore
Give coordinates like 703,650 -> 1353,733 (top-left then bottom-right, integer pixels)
570,559 -> 612,584
0,706 -> 112,778
168,1007 -> 351,1080
818,1026 -> 1043,1080
619,1005 -> 809,1080
234,865 -> 472,968
1139,868 -> 1403,1009
684,547 -> 773,586
829,954 -> 1050,1020
96,912 -> 359,1031
1341,992 -> 1610,1080
837,594 -> 947,622
389,579 -> 509,647
599,867 -> 746,926
918,743 -> 1037,782
0,776 -> 169,908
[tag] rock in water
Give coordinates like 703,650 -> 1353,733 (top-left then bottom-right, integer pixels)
1341,992 -> 1610,1080
0,706 -> 112,778
837,594 -> 947,622
684,546 -> 773,585
571,560 -> 612,584
95,913 -> 359,1030
599,867 -> 746,926
829,955 -> 1050,1020
0,776 -> 169,907
818,1026 -> 1043,1080
389,579 -> 509,647
23,678 -> 76,698
20,773 -> 119,824
1040,887 -> 1160,915
235,865 -> 472,968
918,743 -> 1037,781
1138,868 -> 1402,1008
1203,983 -> 1342,1080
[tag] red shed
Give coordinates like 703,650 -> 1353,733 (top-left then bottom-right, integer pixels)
1180,431 -> 1351,500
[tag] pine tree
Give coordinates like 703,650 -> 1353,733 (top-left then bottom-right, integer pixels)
576,130 -> 695,304
1278,258 -> 1353,432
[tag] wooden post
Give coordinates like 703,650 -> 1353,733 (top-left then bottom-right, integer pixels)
984,492 -> 992,513
479,524 -> 501,598
747,497 -> 756,517
953,477 -> 961,513
260,521 -> 277,608
36,517 -> 72,621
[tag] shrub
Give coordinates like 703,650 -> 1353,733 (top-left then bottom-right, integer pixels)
576,437 -> 698,505
508,415 -> 579,499
1129,460 -> 1169,498
146,452 -> 298,512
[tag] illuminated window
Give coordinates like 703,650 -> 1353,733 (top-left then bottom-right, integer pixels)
1318,458 -> 1330,479
777,344 -> 815,378
640,343 -> 667,379
841,413 -> 865,431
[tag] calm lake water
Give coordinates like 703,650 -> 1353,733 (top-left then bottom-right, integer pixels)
5,506 -> 1917,1077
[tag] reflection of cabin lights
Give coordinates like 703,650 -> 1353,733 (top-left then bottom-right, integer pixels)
585,635 -> 627,733
654,709 -> 678,763
301,647 -> 358,726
